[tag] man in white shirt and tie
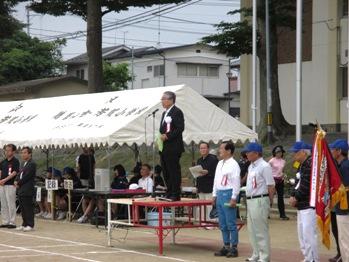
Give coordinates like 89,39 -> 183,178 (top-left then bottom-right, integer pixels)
138,164 -> 154,193
212,141 -> 241,258
243,142 -> 275,262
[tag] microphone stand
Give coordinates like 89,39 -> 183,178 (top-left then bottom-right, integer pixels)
151,110 -> 157,198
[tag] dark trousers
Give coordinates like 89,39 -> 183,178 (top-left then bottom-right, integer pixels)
331,211 -> 341,256
275,181 -> 286,217
19,196 -> 34,228
160,152 -> 182,197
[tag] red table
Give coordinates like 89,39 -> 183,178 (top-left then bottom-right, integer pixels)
131,198 -> 244,255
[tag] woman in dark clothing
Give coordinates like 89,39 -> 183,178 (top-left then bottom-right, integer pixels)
111,164 -> 128,189
110,164 -> 129,218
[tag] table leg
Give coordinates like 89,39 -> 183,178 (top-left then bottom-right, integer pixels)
171,207 -> 175,244
68,190 -> 72,222
51,190 -> 55,220
107,201 -> 111,246
159,206 -> 163,255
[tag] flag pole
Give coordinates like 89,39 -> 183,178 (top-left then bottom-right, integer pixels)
296,0 -> 303,141
252,0 -> 257,133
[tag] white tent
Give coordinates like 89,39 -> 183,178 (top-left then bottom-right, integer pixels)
0,85 -> 257,148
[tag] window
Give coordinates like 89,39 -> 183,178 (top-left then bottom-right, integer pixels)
208,66 -> 219,77
80,69 -> 85,80
147,66 -> 152,72
76,69 -> 85,80
342,67 -> 348,98
343,0 -> 348,17
154,65 -> 164,77
178,63 -> 219,77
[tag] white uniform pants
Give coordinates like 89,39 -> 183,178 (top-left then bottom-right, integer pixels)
0,185 -> 17,225
247,197 -> 271,262
297,209 -> 319,262
337,215 -> 349,262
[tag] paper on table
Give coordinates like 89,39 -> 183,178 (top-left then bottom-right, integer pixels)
189,165 -> 204,179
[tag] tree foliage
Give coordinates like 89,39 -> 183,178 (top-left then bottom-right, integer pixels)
26,0 -> 188,93
202,1 -> 296,140
28,0 -> 187,19
103,62 -> 132,92
0,0 -> 23,39
0,31 -> 65,84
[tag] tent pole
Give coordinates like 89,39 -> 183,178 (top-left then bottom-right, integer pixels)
191,142 -> 195,166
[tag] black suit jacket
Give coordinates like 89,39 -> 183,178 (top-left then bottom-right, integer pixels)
159,105 -> 185,155
16,159 -> 36,197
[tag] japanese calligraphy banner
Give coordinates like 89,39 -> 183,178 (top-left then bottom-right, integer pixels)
0,85 -> 257,148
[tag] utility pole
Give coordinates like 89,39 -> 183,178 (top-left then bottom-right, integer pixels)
266,0 -> 273,144
123,31 -> 128,45
131,47 -> 134,89
157,4 -> 161,47
26,6 -> 30,36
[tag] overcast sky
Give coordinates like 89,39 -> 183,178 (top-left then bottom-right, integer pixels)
14,0 -> 240,60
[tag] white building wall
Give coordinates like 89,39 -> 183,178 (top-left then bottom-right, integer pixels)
114,45 -> 230,97
277,0 -> 340,126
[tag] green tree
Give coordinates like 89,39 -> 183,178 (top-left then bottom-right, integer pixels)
0,31 -> 65,84
202,1 -> 296,141
103,62 -> 132,92
26,0 -> 187,93
0,0 -> 22,39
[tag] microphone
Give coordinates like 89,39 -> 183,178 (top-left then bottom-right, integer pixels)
146,108 -> 159,117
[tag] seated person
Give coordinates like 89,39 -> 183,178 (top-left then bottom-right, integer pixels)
153,165 -> 166,191
55,167 -> 83,220
138,164 -> 153,193
129,162 -> 142,184
111,164 -> 129,190
42,167 -> 61,219
110,164 -> 129,218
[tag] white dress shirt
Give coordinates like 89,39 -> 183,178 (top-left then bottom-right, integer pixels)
212,157 -> 241,199
246,157 -> 275,197
162,104 -> 175,124
138,176 -> 154,193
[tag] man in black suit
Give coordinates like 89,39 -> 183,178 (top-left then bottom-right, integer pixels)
159,91 -> 185,201
15,147 -> 36,232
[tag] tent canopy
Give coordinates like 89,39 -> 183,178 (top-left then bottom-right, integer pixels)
0,85 -> 257,148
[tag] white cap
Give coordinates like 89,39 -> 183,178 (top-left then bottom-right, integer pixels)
129,183 -> 140,190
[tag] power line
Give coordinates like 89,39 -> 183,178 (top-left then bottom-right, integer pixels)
36,1 -> 202,41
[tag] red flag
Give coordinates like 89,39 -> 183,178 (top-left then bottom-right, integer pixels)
310,129 -> 348,249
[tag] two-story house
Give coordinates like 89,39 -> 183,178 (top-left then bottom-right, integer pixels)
65,44 -> 239,115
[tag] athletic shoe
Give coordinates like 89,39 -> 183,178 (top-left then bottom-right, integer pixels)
77,215 -> 88,223
7,224 -> 16,229
35,211 -> 44,218
245,257 -> 259,262
44,213 -> 53,219
0,224 -> 9,228
23,226 -> 33,232
57,212 -> 66,220
15,226 -> 24,231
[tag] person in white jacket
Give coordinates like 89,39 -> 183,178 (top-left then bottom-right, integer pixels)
212,141 -> 240,258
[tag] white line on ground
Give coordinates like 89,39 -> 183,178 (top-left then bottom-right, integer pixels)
0,243 -> 101,262
0,229 -> 195,262
0,254 -> 57,259
71,251 -> 126,255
